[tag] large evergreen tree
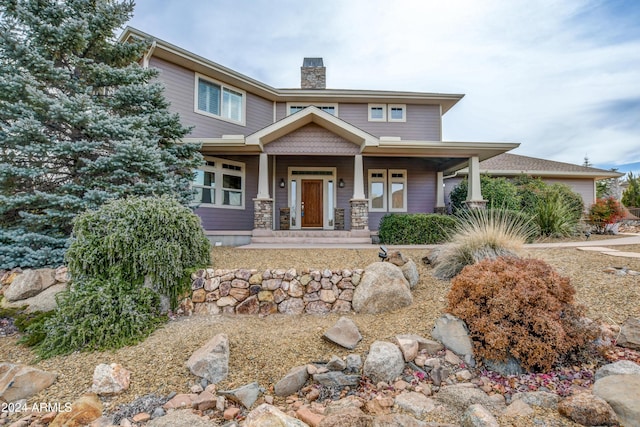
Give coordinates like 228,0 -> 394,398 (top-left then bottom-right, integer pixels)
0,0 -> 202,269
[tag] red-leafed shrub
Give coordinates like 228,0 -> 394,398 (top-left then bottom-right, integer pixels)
447,257 -> 595,372
588,197 -> 625,234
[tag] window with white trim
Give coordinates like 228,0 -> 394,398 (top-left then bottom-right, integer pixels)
368,104 -> 387,122
388,104 -> 406,122
286,103 -> 338,116
195,74 -> 245,124
368,169 -> 407,212
192,157 -> 245,209
388,169 -> 407,211
368,170 -> 387,212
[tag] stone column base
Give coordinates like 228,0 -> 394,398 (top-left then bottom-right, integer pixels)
253,198 -> 273,230
464,200 -> 488,210
350,199 -> 369,230
434,207 -> 448,215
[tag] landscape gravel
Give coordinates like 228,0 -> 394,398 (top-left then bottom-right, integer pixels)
1,244 -> 639,425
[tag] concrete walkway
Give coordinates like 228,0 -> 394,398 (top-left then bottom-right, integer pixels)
238,233 -> 640,252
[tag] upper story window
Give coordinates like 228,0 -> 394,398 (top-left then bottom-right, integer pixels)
368,104 -> 387,122
388,105 -> 406,122
287,103 -> 338,116
368,104 -> 407,122
192,157 -> 245,209
195,74 -> 245,125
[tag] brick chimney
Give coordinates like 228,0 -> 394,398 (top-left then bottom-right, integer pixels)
301,58 -> 326,89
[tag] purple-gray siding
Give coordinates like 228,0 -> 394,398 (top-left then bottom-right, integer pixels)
150,57 -> 274,137
276,103 -> 442,141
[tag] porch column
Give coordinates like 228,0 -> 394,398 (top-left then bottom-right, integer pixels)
253,152 -> 273,230
350,154 -> 369,231
257,153 -> 270,199
465,156 -> 487,209
352,154 -> 366,199
434,171 -> 447,214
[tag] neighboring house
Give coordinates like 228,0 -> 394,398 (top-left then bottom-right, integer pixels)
121,27 -> 519,244
444,153 -> 624,210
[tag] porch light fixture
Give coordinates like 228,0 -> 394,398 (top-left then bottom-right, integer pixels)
338,178 -> 345,188
279,178 -> 286,188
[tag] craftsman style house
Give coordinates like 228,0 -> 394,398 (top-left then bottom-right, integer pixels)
121,27 -> 519,245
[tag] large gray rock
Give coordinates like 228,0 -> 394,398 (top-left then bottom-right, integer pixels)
4,268 -> 56,301
313,371 -> 360,388
593,374 -> 640,427
352,262 -> 412,314
244,403 -> 308,427
595,360 -> 640,381
396,334 -> 444,354
435,384 -> 505,415
618,317 -> 640,350
431,314 -> 474,365
1,283 -> 67,313
186,333 -> 229,384
323,316 -> 362,350
218,381 -> 261,409
558,392 -> 618,426
147,410 -> 216,427
461,404 -> 499,427
274,365 -> 309,397
363,341 -> 405,384
511,391 -> 560,409
400,259 -> 419,289
0,363 -> 57,402
394,392 -> 436,417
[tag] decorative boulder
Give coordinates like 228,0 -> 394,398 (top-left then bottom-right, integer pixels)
617,317 -> 640,350
274,365 -> 309,397
593,374 -> 640,427
431,313 -> 475,366
352,262 -> 412,314
4,268 -> 56,302
558,392 -> 618,426
50,393 -> 102,427
323,316 -> 362,350
0,363 -> 57,402
186,333 -> 229,384
244,403 -> 308,427
400,259 -> 419,289
363,341 -> 405,384
1,283 -> 67,313
90,363 -> 131,396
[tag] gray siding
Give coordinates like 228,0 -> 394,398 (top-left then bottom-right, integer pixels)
364,157 -> 437,230
195,155 -> 260,231
266,124 -> 360,155
150,57 -> 274,137
339,104 -> 441,140
273,103 -> 441,140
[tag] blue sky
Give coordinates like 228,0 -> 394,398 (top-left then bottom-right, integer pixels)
127,0 -> 640,173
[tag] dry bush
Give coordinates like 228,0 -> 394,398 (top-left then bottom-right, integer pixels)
447,257 -> 596,372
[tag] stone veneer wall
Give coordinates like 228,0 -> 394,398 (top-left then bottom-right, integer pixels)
253,199 -> 273,229
188,267 -> 363,316
350,199 -> 368,230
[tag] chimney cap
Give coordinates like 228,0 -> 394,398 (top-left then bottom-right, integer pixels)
302,57 -> 324,67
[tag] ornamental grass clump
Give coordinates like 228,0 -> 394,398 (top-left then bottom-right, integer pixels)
447,257 -> 596,372
431,208 -> 536,279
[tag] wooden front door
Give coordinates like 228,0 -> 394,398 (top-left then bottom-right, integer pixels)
301,180 -> 323,227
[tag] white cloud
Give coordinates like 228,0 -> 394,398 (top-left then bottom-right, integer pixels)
128,0 -> 640,167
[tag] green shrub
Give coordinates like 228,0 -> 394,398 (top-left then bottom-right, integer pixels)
27,276 -> 165,358
449,176 -> 521,213
65,196 -> 211,307
534,190 -> 576,236
378,213 -> 457,245
588,197 -> 625,234
447,257 -> 596,372
432,208 -> 536,279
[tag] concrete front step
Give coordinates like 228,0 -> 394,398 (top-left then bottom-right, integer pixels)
251,237 -> 372,244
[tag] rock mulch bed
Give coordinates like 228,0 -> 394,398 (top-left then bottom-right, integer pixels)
1,246 -> 639,426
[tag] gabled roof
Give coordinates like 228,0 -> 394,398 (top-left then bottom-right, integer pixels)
455,153 -> 623,179
246,106 -> 377,150
119,27 -> 464,113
